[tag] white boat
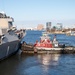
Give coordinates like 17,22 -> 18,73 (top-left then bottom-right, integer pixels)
66,30 -> 75,36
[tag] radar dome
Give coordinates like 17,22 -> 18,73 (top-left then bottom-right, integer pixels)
0,11 -> 6,14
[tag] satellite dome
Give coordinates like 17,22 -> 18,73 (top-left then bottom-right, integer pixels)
0,11 -> 6,14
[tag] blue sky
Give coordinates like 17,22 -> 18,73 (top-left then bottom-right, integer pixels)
0,0 -> 75,29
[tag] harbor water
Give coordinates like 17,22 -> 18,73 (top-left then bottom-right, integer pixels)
22,30 -> 75,47
0,30 -> 75,75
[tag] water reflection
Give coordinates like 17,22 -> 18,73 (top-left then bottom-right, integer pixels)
37,54 -> 60,72
38,54 -> 60,66
1,53 -> 75,75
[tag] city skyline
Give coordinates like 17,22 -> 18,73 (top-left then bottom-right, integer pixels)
0,0 -> 75,29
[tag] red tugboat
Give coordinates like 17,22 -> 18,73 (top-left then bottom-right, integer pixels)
34,32 -> 53,51
34,32 -> 59,52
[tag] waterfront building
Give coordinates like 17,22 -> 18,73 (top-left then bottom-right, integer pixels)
56,23 -> 63,30
37,24 -> 44,30
46,22 -> 51,32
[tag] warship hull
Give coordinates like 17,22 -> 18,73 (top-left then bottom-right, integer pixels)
0,40 -> 20,61
0,12 -> 25,61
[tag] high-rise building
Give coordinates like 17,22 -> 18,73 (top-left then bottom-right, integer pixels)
46,22 -> 51,32
57,23 -> 63,30
37,24 -> 44,30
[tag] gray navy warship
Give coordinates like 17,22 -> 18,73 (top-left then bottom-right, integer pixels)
0,12 -> 25,60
